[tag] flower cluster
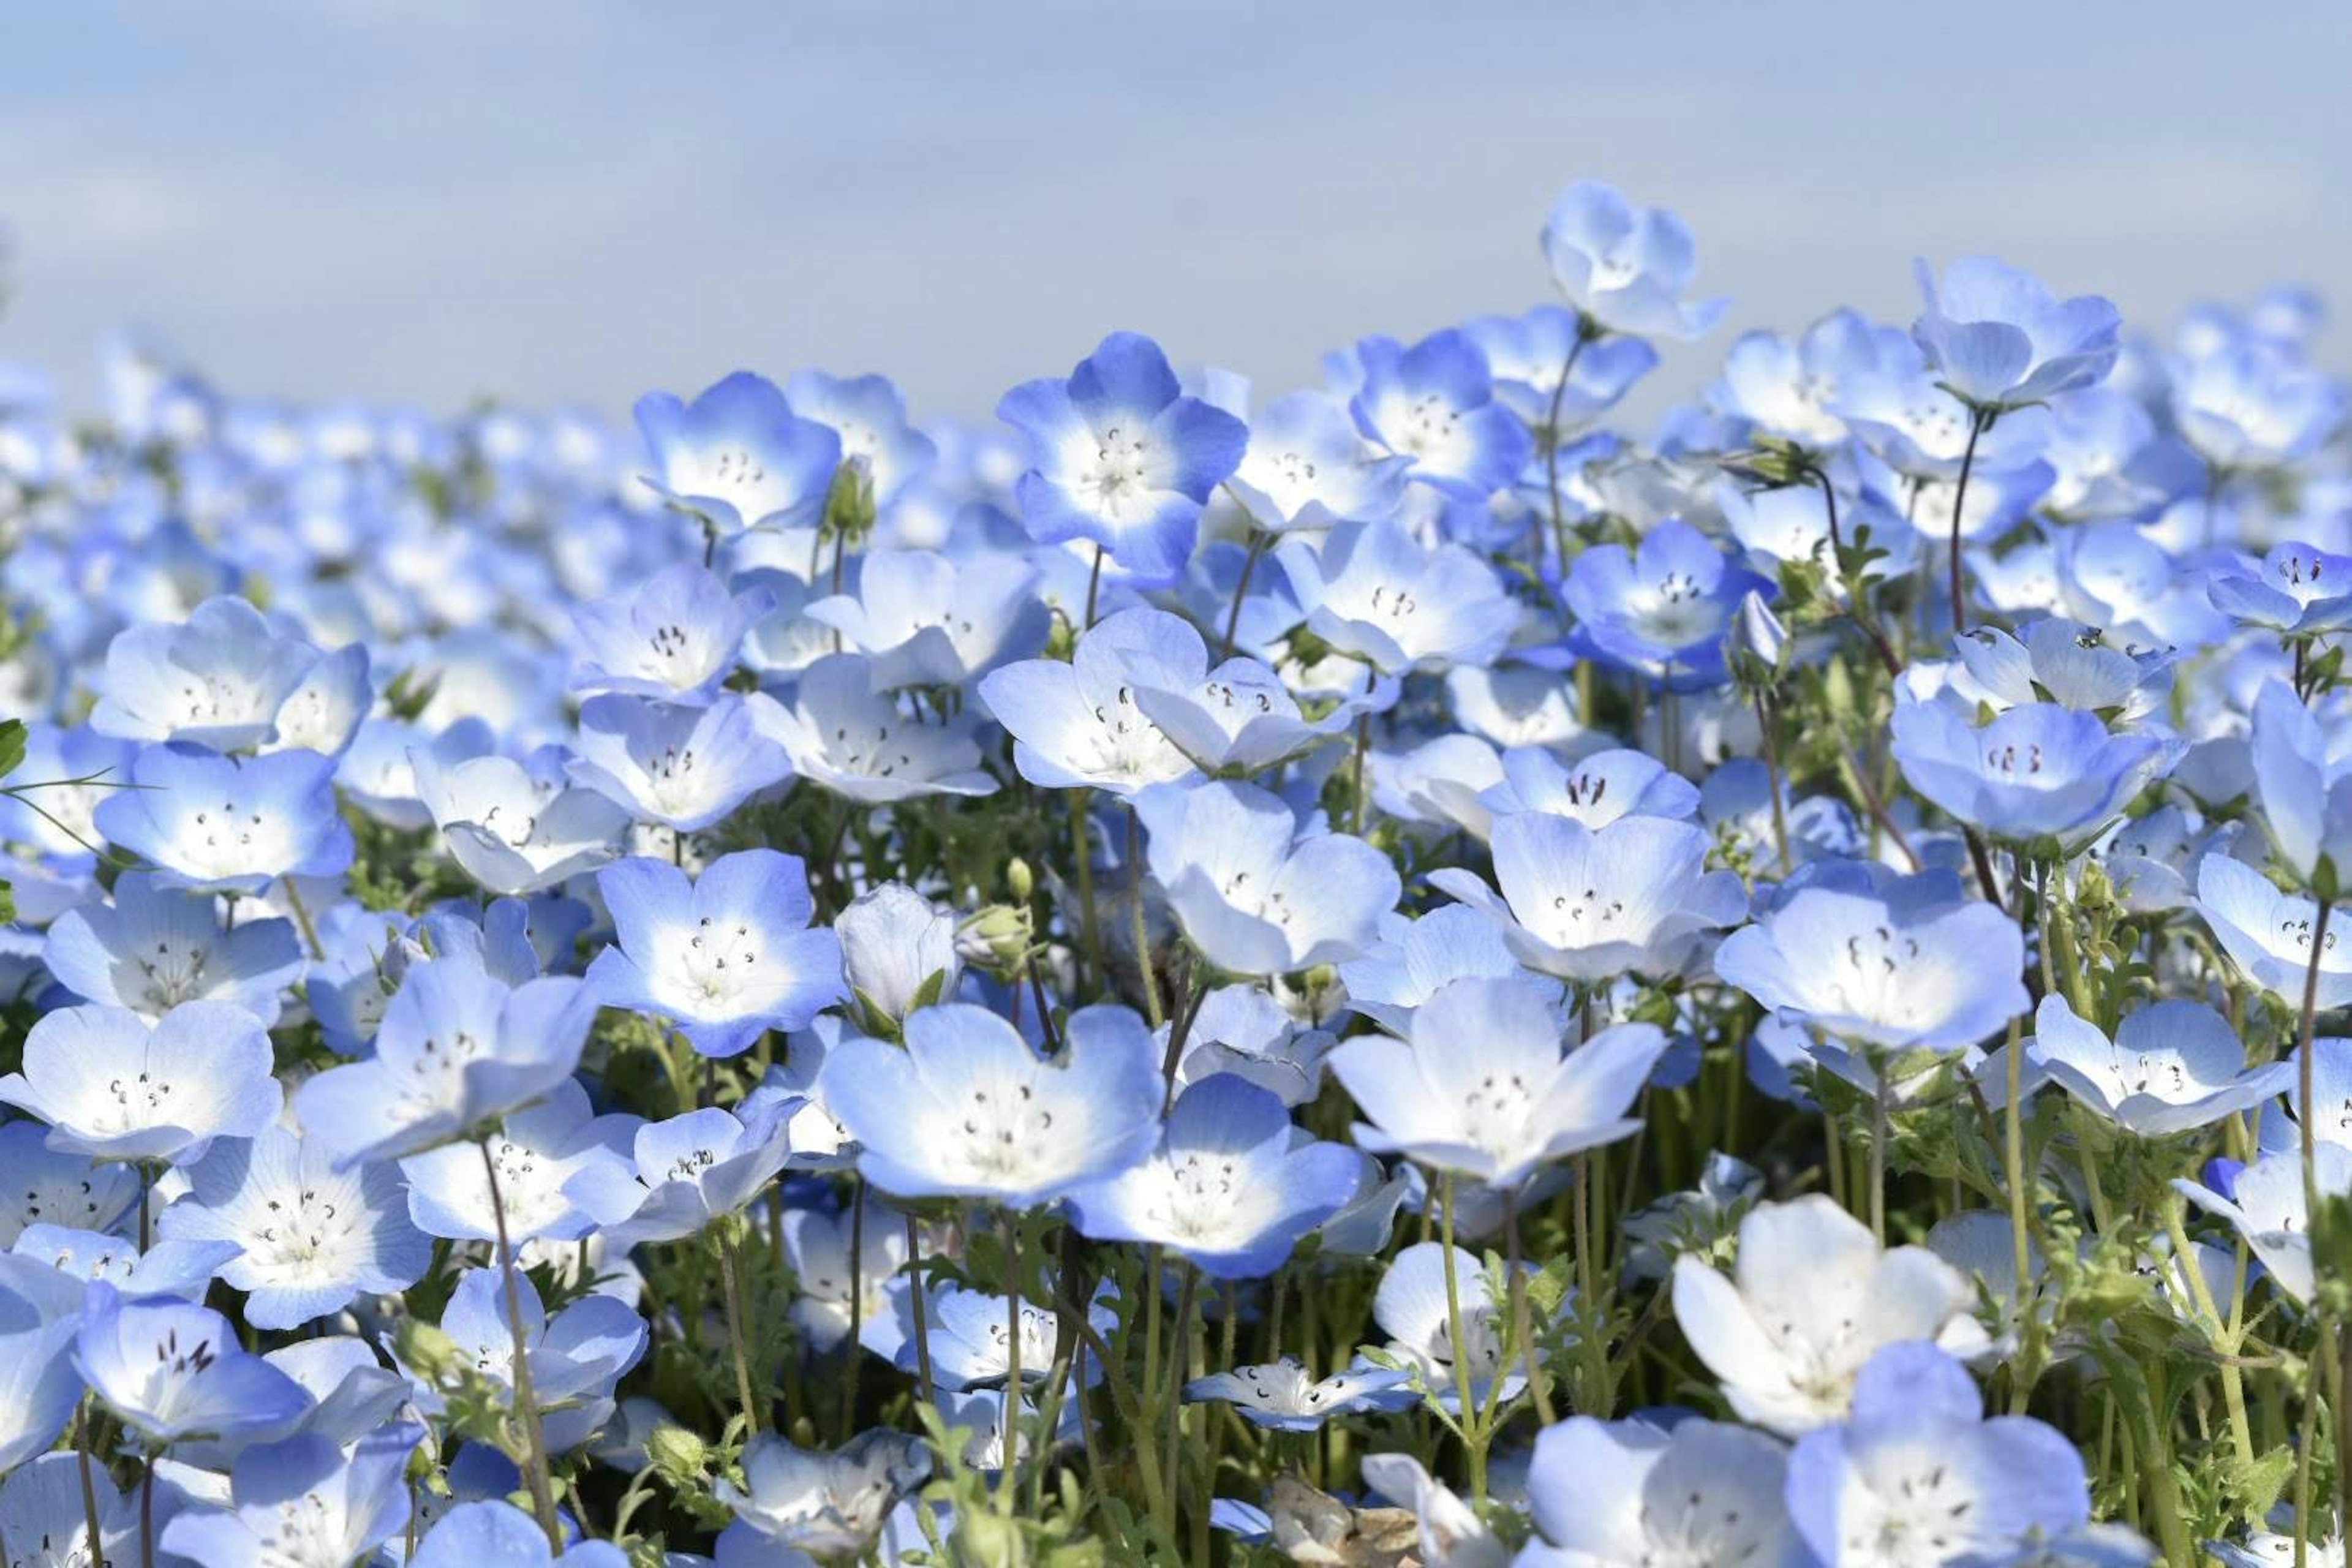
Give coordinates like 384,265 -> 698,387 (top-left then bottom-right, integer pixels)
0,176 -> 2345,1568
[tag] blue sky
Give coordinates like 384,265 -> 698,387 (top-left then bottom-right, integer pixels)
3,3 -> 2346,424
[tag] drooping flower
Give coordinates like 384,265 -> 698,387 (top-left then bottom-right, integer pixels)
833,881 -> 961,1030
1372,1241 -> 1521,1413
1332,976 -> 1665,1189
2176,1145 -> 2352,1305
432,1265 -> 647,1452
1133,779 -> 1399,976
2197,854 -> 2352,1011
0,1001 -> 280,1165
586,850 -> 843,1057
996,331 -> 1247,584
1540,180 -> 1728,341
713,1430 -> 932,1563
1910,256 -> 2123,412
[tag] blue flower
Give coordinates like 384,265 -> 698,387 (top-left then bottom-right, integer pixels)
2171,339 -> 2347,470
2196,854 -> 2352,1011
832,881 -> 960,1030
1332,976 -> 1665,1188
785,369 -> 938,509
633,371 -> 843,537
1713,863 -> 2029,1056
1066,1072 -> 1360,1278
1911,256 -> 2123,412
159,1423 -> 423,1568
1337,904 -> 1524,1036
42,870 -> 303,1022
413,748 -> 628,896
1346,330 -> 1531,500
569,564 -> 775,706
1182,1358 -> 1415,1432
892,1282 -> 1108,1393
159,1122 -> 432,1328
1224,389 -> 1412,532
92,595 -> 368,755
1540,181 -> 1728,341
410,1501 -> 627,1568
2028,994 -> 2290,1138
1523,1414 -> 1802,1566
802,549 -> 1049,690
1479,745 -> 1700,830
747,654 -> 997,804
399,1079 -> 629,1246
2205,541 -> 2352,635
2177,1144 -> 2352,1306
976,608 -> 1222,793
568,693 -> 793,834
996,331 -> 1246,584
564,1099 -> 796,1243
0,1001 -> 279,1165
1372,1241 -> 1523,1413
295,948 -> 598,1169
1467,305 -> 1660,433
433,1265 -> 647,1452
1891,699 -> 2178,848
10,1224 -> 239,1301
0,1256 -> 85,1470
1133,779 -> 1399,976
714,1430 -> 930,1561
74,1280 -> 310,1446
0,1457 -> 135,1567
1276,518 -> 1515,674
1785,1343 -> 2091,1565
1562,519 -> 1773,688
587,850 -> 843,1057
93,744 -> 354,895
0,1121 -> 140,1243
1431,812 -> 1746,983
818,1002 -> 1161,1210
1711,309 -> 1892,448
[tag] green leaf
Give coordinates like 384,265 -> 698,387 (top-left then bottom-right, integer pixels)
0,717 -> 24,783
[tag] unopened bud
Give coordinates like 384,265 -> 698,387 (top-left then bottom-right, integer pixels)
394,1319 -> 463,1384
957,903 -> 1033,976
647,1424 -> 707,1480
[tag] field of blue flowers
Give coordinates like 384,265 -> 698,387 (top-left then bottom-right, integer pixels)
0,176 -> 2345,1567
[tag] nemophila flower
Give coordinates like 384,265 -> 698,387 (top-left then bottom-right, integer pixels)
1946,617 -> 2171,720
42,870 -> 300,1025
2260,1040 -> 2352,1157
714,1430 -> 931,1562
1521,1414 -> 1803,1567
1785,1343 -> 2090,1568
94,744 -> 353,895
2177,1145 -> 2352,1305
435,1265 -> 647,1450
2171,341 -> 2348,470
0,1122 -> 140,1244
1910,257 -> 2122,412
565,1100 -> 795,1244
0,723 -> 137,864
1717,481 -> 1915,582
1468,304 -> 1660,435
1133,779 -> 1398,976
1066,1072 -> 1360,1278
818,1002 -> 1163,1210
632,371 -> 842,537
159,1122 -> 430,1329
979,606 -> 1204,794
2090,804 -> 2245,914
996,331 -> 1246,584
410,1501 -> 626,1568
75,1281 -> 309,1445
2053,522 -> 2230,652
160,1423 -> 422,1568
1562,519 -> 1772,689
785,369 -> 938,508
1710,309 -> 1893,447
11,1224 -> 237,1300
2196,855 -> 2352,1010
747,654 -> 996,803
91,594 -> 348,753
1276,518 -> 1513,674
1373,1241 -> 1520,1411
1891,699 -> 2177,848
295,948 -> 598,1169
1,1455 -> 138,1568
569,563 -> 773,706
0,1255 -> 83,1471
1223,388 -> 1412,532
1431,812 -> 1746,983
2250,679 -> 2352,890
1713,864 -> 2029,1055
0,1001 -> 278,1165
782,1194 -> 908,1354
1128,652 -> 1360,777
897,1282 -> 1107,1393
2206,541 -> 2352,635
1345,330 -> 1530,499
1354,1453 -> 1510,1568
586,850 -> 843,1057
1540,180 -> 1727,341
567,693 -> 791,833
1332,977 -> 1665,1189
1183,1359 -> 1415,1431
834,881 -> 959,1030
2028,994 -> 2288,1137
399,1079 -> 629,1247
1164,984 -> 1337,1107
1340,905 -> 1525,1038
336,715 -> 494,832
1672,1194 -> 1988,1435
802,549 -> 1048,689
1477,745 -> 1698,830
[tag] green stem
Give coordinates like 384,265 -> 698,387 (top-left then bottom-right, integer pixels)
1437,1174 -> 1487,1505
480,1140 -> 564,1551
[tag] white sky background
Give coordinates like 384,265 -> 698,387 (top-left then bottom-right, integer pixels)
2,2 -> 2346,429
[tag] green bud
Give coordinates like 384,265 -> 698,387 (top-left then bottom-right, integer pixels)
647,1423 -> 708,1481
393,1319 -> 464,1384
820,455 -> 878,545
1006,857 -> 1036,903
957,903 -> 1033,977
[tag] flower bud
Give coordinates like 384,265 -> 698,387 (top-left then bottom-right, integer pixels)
647,1423 -> 707,1481
957,903 -> 1033,978
838,882 -> 961,1027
